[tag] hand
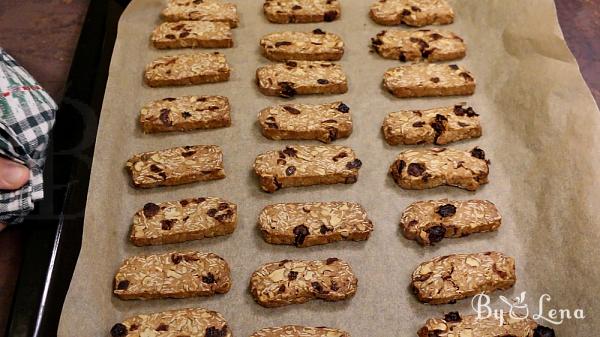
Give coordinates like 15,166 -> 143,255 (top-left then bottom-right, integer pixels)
0,157 -> 30,231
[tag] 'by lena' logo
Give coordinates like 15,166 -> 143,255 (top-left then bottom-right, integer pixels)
471,292 -> 586,326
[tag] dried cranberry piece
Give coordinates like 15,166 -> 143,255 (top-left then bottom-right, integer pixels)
218,202 -> 228,210
165,34 -> 176,39
292,4 -> 302,9
437,204 -> 457,217
411,5 -> 421,11
202,272 -> 216,284
398,160 -> 406,173
430,77 -> 440,83
371,38 -> 383,47
324,10 -> 337,21
470,147 -> 486,160
426,225 -> 446,243
430,33 -> 443,40
161,219 -> 174,230
278,82 -> 296,98
401,9 -> 411,15
346,159 -> 362,169
533,326 -> 555,337
449,64 -> 459,70
159,110 -> 172,126
179,31 -> 190,38
399,52 -> 407,62
171,254 -> 182,264
143,203 -> 160,218
337,102 -> 350,113
459,72 -> 474,81
311,282 -> 324,293
288,270 -> 298,280
116,280 -> 129,290
283,106 -> 301,114
286,166 -> 296,176
332,152 -> 348,162
317,79 -> 329,84
182,150 -> 196,157
110,323 -> 128,337
412,121 -> 425,127
313,28 -> 326,34
293,224 -> 309,246
320,225 -> 332,234
407,163 -> 426,176
282,146 -> 298,157
182,111 -> 192,118
163,97 -> 176,101
275,41 -> 292,47
156,324 -> 169,331
326,257 -> 338,264
444,311 -> 461,322
207,208 -> 218,217
205,325 -> 228,337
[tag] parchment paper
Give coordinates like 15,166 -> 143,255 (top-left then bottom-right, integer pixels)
58,0 -> 600,335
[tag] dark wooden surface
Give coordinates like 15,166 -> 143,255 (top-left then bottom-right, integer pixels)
0,0 -> 598,334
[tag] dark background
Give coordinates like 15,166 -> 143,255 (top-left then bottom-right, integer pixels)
0,0 -> 598,336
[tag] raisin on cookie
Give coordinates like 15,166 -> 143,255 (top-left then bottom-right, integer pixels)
250,258 -> 357,307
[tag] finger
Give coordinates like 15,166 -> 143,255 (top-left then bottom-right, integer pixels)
0,157 -> 30,190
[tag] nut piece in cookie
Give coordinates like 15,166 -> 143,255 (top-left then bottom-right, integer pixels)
389,147 -> 489,191
263,0 -> 341,24
140,95 -> 231,133
260,30 -> 344,61
371,29 -> 465,62
258,101 -> 352,143
400,199 -> 501,245
253,145 -> 362,193
383,63 -> 475,98
250,325 -> 350,337
411,251 -> 516,304
144,52 -> 231,87
250,258 -> 357,307
113,251 -> 231,300
151,21 -> 233,49
370,0 -> 454,27
417,312 -> 555,337
256,61 -> 348,97
382,104 -> 481,145
161,0 -> 239,28
125,145 -> 225,188
109,308 -> 232,337
259,202 -> 373,247
130,197 -> 237,246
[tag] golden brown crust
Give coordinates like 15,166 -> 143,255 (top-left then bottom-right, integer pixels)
160,0 -> 239,28
260,30 -> 344,61
250,326 -> 350,337
256,61 -> 348,97
151,21 -> 233,49
417,313 -> 549,337
371,29 -> 465,62
370,0 -> 454,27
143,52 -> 230,87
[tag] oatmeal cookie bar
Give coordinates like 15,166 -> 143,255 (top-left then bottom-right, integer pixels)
253,145 -> 362,193
113,251 -> 231,300
389,147 -> 489,191
250,258 -> 357,307
130,197 -> 237,246
140,95 -> 231,133
151,21 -> 233,49
109,308 -> 231,337
125,145 -> 225,188
400,199 -> 501,245
382,104 -> 481,145
258,202 -> 373,247
417,312 -> 555,337
258,101 -> 352,143
411,251 -> 516,304
256,61 -> 348,98
144,52 -> 230,87
250,326 -> 350,337
260,29 -> 344,61
161,0 -> 239,28
370,0 -> 454,27
383,63 -> 475,98
371,29 -> 465,61
263,0 -> 341,24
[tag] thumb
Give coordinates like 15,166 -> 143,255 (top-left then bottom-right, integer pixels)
0,157 -> 30,190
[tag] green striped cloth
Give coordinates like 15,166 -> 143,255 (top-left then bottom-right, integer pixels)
0,48 -> 56,224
